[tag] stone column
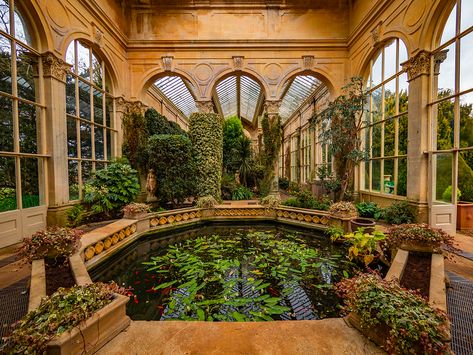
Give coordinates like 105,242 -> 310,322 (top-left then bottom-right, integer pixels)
264,100 -> 281,194
401,50 -> 432,221
42,52 -> 72,225
196,100 -> 215,114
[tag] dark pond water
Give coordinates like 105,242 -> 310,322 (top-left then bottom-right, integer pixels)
90,222 -> 358,322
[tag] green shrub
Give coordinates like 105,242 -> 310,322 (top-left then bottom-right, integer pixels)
278,177 -> 289,190
232,185 -> 253,200
189,113 -> 223,199
260,113 -> 282,196
145,108 -> 186,136
122,111 -> 146,169
355,201 -> 382,219
442,185 -> 461,202
195,196 -> 219,209
221,173 -> 237,200
281,190 -> 331,211
0,187 -> 16,212
383,200 -> 415,225
66,204 -> 88,227
287,181 -> 300,194
223,115 -> 244,173
83,159 -> 140,215
260,195 -> 281,208
147,134 -> 195,207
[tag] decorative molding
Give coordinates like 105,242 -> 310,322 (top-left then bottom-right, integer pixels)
401,50 -> 431,81
41,52 -> 72,82
371,21 -> 383,47
93,25 -> 104,48
302,55 -> 314,70
232,56 -> 244,70
116,97 -> 148,115
433,49 -> 449,76
196,100 -> 214,113
162,56 -> 174,71
264,100 -> 281,115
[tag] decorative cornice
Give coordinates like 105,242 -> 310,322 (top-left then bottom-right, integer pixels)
401,50 -> 431,81
41,52 -> 72,82
264,100 -> 281,115
196,100 -> 215,113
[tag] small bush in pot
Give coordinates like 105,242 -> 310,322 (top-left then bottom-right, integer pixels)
329,201 -> 357,218
195,195 -> 219,209
260,195 -> 281,208
386,223 -> 454,253
17,227 -> 83,263
336,273 -> 450,354
122,202 -> 150,219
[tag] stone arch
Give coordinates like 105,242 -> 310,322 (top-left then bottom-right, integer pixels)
16,0 -> 53,52
275,68 -> 337,101
419,0 -> 456,51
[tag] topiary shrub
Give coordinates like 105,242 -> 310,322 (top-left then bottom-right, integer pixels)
147,134 -> 195,207
189,113 -> 223,199
383,200 -> 416,225
122,111 -> 146,170
145,108 -> 186,136
195,196 -> 219,209
260,113 -> 282,196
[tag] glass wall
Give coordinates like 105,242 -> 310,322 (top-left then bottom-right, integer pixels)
290,135 -> 298,182
65,40 -> 116,201
431,0 -> 473,204
362,38 -> 408,196
0,1 -> 45,213
300,127 -> 311,184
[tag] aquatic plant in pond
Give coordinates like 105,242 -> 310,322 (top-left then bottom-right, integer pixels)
141,231 -> 356,321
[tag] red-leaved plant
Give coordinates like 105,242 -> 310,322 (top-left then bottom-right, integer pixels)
385,223 -> 454,252
17,226 -> 83,263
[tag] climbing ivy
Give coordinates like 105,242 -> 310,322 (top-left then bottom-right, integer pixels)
260,113 -> 282,196
189,113 -> 224,199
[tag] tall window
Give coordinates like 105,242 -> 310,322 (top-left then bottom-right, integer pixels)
431,0 -> 473,204
0,1 -> 45,213
290,135 -> 298,182
300,127 -> 311,184
65,40 -> 116,201
362,38 -> 408,196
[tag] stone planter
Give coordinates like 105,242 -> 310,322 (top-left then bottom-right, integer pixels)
124,211 -> 148,220
350,218 -> 376,233
346,312 -> 390,349
457,201 -> 473,230
46,294 -> 130,355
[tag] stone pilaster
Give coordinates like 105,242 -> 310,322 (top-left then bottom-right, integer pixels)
196,100 -> 215,114
264,100 -> 282,194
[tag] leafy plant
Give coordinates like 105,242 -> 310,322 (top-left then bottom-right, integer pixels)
325,225 -> 344,240
122,111 -> 147,170
189,113 -> 224,199
195,196 -> 219,209
2,283 -> 128,354
17,226 -> 83,263
281,190 -> 331,211
331,229 -> 385,266
385,223 -> 454,253
145,108 -> 186,136
336,273 -> 450,354
122,202 -> 150,216
66,204 -> 89,227
221,173 -> 238,200
356,201 -> 382,219
260,113 -> 282,196
223,115 -> 244,173
260,195 -> 281,208
232,185 -> 253,200
278,177 -> 289,190
442,185 -> 461,202
329,201 -> 357,216
383,200 -> 415,225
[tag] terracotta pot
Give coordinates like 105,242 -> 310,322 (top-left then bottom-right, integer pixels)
457,201 -> 473,230
350,218 -> 376,233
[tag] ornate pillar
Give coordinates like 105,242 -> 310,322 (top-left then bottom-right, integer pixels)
116,97 -> 148,158
42,52 -> 72,225
401,50 -> 431,221
196,100 -> 215,114
264,100 -> 281,194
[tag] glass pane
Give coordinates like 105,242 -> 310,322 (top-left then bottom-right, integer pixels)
460,31 -> 473,92
441,4 -> 457,45
437,42 -> 455,97
14,7 -> 31,45
106,129 -> 112,160
397,157 -> 407,196
371,52 -> 382,86
0,156 -> 16,212
95,127 -> 104,160
80,122 -> 92,159
398,114 -> 408,155
0,0 -> 10,34
93,89 -> 103,125
0,96 -> 13,151
67,117 -> 77,157
364,161 -> 370,190
0,35 -> 12,94
20,157 -> 39,208
384,79 -> 396,117
65,42 -> 75,71
82,160 -> 92,183
460,92 -> 473,148
383,159 -> 394,194
18,102 -> 37,154
106,95 -> 113,127
16,44 -> 37,102
78,80 -> 90,120
461,0 -> 473,33
66,75 -> 76,115
384,40 -> 397,80
92,52 -> 102,88
372,159 -> 381,191
68,160 -> 79,200
77,41 -> 90,80
371,87 -> 382,122
435,153 -> 453,202
398,73 -> 409,113
398,40 -> 408,71
384,118 -> 395,157
459,150 -> 473,202
436,98 -> 454,150
372,123 -> 382,158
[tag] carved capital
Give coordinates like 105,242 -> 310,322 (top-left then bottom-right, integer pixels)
41,51 -> 72,81
401,50 -> 431,81
162,56 -> 174,72
264,100 -> 281,116
232,56 -> 244,70
196,100 -> 214,113
94,26 -> 104,48
433,49 -> 449,76
116,97 -> 147,115
302,55 -> 314,70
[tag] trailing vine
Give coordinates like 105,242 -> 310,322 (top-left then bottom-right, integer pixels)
122,111 -> 147,170
260,113 -> 282,196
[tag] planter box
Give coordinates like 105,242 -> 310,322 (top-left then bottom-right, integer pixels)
47,294 -> 130,355
346,312 -> 390,349
124,211 -> 148,220
457,201 -> 473,230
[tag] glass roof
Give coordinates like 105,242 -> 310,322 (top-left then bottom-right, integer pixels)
154,76 -> 198,118
279,75 -> 323,121
215,75 -> 261,122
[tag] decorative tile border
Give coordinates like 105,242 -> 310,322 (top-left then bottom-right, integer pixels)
275,207 -> 331,227
149,208 -> 201,228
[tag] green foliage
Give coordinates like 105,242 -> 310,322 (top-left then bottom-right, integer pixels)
282,190 -> 331,211
147,134 -> 195,207
122,111 -> 147,169
383,201 -> 415,225
356,201 -> 382,219
260,195 -> 281,208
195,196 -> 219,209
223,116 -> 244,173
83,160 -> 140,215
278,177 -> 289,190
442,185 -> 461,202
221,173 -> 238,200
189,113 -> 224,199
145,108 -> 186,136
0,187 -> 16,212
2,283 -> 126,354
260,113 -> 282,196
311,77 -> 368,200
231,185 -> 253,200
386,223 -> 454,252
336,274 -> 450,354
66,204 -> 88,227
331,229 -> 385,266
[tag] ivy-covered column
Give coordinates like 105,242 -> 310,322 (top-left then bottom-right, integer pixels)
263,100 -> 282,195
189,101 -> 223,199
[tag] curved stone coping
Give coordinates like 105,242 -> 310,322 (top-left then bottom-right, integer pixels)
28,259 -> 46,312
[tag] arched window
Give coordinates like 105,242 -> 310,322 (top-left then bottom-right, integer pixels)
0,1 -> 44,213
430,0 -> 473,204
362,38 -> 408,196
65,40 -> 116,201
